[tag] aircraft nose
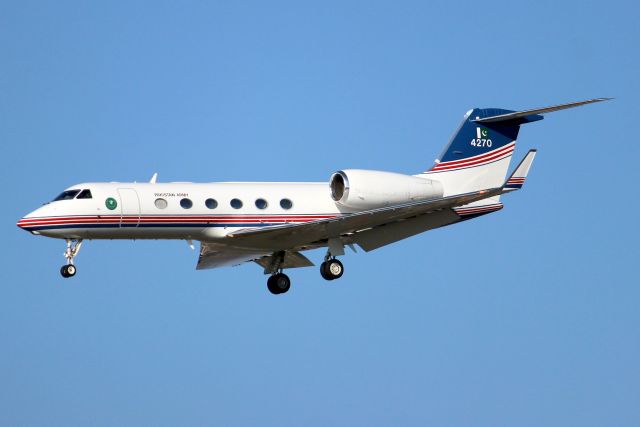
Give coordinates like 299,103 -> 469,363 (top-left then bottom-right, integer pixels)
17,215 -> 33,231
17,209 -> 39,232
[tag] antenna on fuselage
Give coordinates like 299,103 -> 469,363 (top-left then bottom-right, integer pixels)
149,173 -> 158,184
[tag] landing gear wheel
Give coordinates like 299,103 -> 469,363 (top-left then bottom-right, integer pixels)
320,262 -> 333,280
61,239 -> 82,278
267,275 -> 277,293
60,264 -> 76,278
267,273 -> 291,295
321,259 -> 344,281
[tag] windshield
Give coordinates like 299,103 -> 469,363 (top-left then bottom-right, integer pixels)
76,189 -> 92,199
53,189 -> 81,201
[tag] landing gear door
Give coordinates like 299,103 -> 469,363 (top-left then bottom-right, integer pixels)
117,188 -> 141,228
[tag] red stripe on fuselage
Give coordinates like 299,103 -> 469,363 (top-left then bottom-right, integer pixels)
431,146 -> 514,172
17,214 -> 339,227
432,142 -> 515,168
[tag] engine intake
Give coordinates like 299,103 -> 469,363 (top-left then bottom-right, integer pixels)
329,169 -> 443,210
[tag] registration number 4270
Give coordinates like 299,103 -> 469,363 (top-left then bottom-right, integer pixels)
470,138 -> 492,147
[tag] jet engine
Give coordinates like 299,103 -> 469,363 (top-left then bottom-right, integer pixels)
329,169 -> 443,210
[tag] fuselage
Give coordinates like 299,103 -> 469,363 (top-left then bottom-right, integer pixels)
17,182 -> 353,241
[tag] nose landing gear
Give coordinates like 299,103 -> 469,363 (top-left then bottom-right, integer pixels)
60,239 -> 82,278
60,264 -> 76,278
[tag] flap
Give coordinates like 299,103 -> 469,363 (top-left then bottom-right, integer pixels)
196,242 -> 268,270
254,251 -> 315,273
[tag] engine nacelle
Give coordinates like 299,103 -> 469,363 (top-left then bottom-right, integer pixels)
330,169 -> 443,209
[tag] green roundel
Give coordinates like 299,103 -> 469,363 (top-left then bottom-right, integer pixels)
105,197 -> 118,210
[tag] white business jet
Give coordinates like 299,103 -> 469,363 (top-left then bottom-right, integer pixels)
18,99 -> 608,294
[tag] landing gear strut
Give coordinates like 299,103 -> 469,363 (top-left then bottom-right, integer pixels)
60,239 -> 82,278
267,272 -> 291,294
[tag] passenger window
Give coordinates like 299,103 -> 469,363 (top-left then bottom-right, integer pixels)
53,190 -> 80,201
180,198 -> 193,209
76,189 -> 93,199
230,198 -> 243,209
280,198 -> 293,210
155,198 -> 168,209
205,198 -> 218,209
255,198 -> 268,209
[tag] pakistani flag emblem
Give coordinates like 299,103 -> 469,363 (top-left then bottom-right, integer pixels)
105,197 -> 118,210
476,127 -> 489,138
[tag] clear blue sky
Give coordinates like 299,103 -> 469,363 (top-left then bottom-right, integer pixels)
1,1 -> 638,426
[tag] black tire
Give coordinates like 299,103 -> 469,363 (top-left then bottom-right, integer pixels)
267,273 -> 291,294
320,262 -> 334,281
274,273 -> 291,294
61,264 -> 77,278
267,275 -> 280,294
325,259 -> 344,280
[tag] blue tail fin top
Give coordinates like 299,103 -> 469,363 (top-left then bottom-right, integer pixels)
431,99 -> 608,172
437,108 -> 536,163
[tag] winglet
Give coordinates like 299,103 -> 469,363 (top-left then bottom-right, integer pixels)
503,149 -> 537,192
149,172 -> 158,184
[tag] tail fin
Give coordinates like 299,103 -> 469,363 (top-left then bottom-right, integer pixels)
418,98 -> 609,196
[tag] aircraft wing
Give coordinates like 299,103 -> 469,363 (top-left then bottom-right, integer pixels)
198,154 -> 533,267
226,186 -> 504,250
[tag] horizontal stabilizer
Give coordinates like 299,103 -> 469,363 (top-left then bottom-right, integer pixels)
474,98 -> 611,124
503,149 -> 537,192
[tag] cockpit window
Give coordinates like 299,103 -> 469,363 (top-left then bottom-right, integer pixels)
76,189 -> 93,199
53,190 -> 81,201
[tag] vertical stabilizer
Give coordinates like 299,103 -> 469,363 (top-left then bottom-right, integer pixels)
418,107 -> 536,196
417,99 -> 609,197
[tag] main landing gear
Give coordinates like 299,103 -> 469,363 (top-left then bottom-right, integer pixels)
321,239 -> 346,281
267,272 -> 291,295
263,251 -> 292,295
60,239 -> 82,278
320,258 -> 344,281
263,248 -> 346,295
